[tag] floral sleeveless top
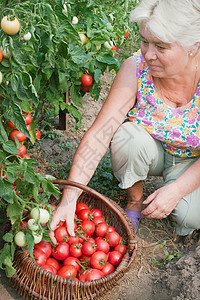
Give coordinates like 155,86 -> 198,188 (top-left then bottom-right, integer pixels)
128,49 -> 200,157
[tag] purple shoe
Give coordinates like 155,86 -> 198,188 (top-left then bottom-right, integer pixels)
124,209 -> 143,233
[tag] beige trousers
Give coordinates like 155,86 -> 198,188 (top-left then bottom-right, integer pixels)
110,122 -> 200,235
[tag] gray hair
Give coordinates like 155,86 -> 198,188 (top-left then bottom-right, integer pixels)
130,0 -> 200,50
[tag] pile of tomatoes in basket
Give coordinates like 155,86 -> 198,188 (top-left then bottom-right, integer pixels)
33,202 -> 127,282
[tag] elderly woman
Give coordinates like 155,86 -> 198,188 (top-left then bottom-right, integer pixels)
50,0 -> 200,243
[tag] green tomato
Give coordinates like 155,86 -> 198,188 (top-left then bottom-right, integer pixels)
32,231 -> 43,244
0,71 -> 3,84
72,16 -> 78,25
23,32 -> 31,41
14,231 -> 26,247
28,218 -> 39,231
30,207 -> 50,224
104,40 -> 113,50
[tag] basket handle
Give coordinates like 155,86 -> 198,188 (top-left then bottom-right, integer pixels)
52,179 -> 137,252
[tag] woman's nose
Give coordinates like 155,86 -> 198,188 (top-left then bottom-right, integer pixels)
144,45 -> 157,61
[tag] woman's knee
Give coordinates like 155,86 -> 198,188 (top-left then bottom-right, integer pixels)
171,195 -> 200,235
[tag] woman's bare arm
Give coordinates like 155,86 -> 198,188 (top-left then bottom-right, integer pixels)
50,56 -> 138,242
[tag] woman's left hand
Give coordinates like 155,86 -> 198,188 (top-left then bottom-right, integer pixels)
141,182 -> 182,219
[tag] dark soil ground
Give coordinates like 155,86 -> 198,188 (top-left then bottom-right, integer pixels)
1,72 -> 200,300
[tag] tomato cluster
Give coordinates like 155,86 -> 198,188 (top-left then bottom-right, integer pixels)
31,202 -> 127,282
6,112 -> 41,159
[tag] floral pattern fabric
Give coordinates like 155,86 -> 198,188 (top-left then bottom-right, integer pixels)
128,49 -> 200,157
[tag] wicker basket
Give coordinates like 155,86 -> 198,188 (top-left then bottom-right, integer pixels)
10,180 -> 138,300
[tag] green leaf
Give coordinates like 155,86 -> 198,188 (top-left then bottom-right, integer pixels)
5,264 -> 16,278
0,243 -> 11,268
0,180 -> 14,203
7,203 -> 22,225
0,117 -> 8,143
96,54 -> 119,66
25,231 -> 34,258
3,140 -> 18,155
24,165 -> 37,184
70,84 -> 83,108
68,44 -> 88,65
3,232 -> 14,243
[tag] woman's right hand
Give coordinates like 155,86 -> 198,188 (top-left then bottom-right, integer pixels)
49,187 -> 80,244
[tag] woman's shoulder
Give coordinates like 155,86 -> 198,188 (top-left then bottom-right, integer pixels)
131,49 -> 149,78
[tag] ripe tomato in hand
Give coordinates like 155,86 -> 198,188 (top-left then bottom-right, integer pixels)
52,242 -> 70,260
54,226 -> 69,243
57,265 -> 77,279
75,202 -> 89,214
34,240 -> 52,258
80,74 -> 93,87
90,251 -> 107,270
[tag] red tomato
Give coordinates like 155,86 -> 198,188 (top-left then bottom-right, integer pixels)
90,251 -> 107,270
26,124 -> 31,131
107,226 -> 116,233
82,241 -> 96,256
57,265 -> 77,279
64,256 -> 81,272
105,231 -> 120,247
111,45 -> 117,51
20,220 -> 28,230
70,242 -> 82,258
46,257 -> 60,271
52,242 -> 70,260
24,113 -> 32,125
54,226 -> 69,243
95,223 -> 108,238
108,250 -> 123,266
36,129 -> 41,140
101,263 -> 115,276
67,235 -> 80,245
86,237 -> 95,244
41,264 -> 57,275
24,154 -> 31,159
124,30 -> 129,38
17,144 -> 26,157
91,208 -> 103,218
80,74 -> 93,87
114,244 -> 127,256
33,249 -> 47,266
34,240 -> 52,258
9,130 -> 27,142
95,238 -> 110,254
75,202 -> 89,214
75,227 -> 88,243
93,217 -> 105,226
0,49 -> 3,62
6,121 -> 16,129
81,84 -> 89,92
85,268 -> 104,282
81,220 -> 95,237
80,255 -> 91,268
77,209 -> 91,221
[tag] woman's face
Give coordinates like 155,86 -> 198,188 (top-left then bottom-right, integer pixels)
140,22 -> 190,78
